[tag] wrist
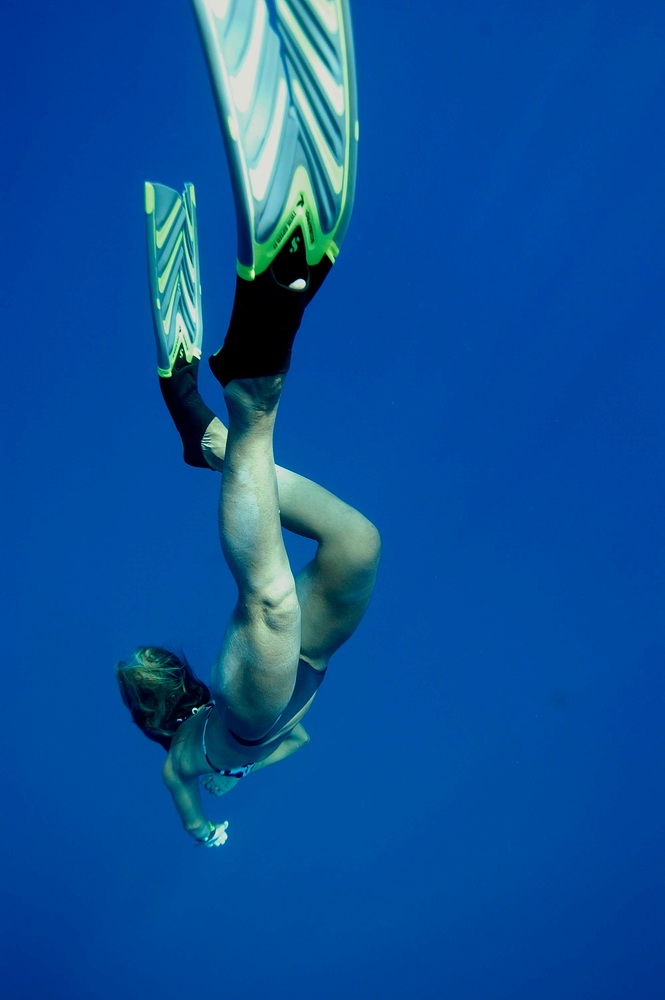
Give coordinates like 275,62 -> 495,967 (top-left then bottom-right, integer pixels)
191,821 -> 215,842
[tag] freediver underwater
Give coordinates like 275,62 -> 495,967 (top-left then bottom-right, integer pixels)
116,0 -> 379,847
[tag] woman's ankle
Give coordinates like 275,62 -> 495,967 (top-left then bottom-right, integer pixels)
223,376 -> 284,420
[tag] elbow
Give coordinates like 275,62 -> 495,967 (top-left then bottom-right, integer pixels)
297,728 -> 310,748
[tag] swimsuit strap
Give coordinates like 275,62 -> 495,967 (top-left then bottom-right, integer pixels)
200,704 -> 215,766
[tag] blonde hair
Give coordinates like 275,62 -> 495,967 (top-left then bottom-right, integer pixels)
115,646 -> 210,750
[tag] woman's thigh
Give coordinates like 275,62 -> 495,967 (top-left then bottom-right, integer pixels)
210,591 -> 302,739
296,517 -> 381,667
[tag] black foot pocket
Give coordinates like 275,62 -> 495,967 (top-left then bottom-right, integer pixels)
159,360 -> 216,468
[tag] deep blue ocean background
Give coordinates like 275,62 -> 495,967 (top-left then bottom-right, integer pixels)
3,1 -> 664,997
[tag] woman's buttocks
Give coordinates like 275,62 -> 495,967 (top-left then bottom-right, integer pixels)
210,659 -> 327,766
205,704 -> 282,768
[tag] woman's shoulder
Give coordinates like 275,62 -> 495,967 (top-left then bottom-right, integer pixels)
165,711 -> 207,779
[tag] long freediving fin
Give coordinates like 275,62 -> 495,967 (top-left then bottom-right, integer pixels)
145,181 -> 216,468
145,181 -> 203,377
190,0 -> 359,280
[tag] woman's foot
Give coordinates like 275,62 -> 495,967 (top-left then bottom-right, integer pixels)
201,417 -> 228,472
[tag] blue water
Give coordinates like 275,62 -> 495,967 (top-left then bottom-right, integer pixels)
3,1 -> 664,997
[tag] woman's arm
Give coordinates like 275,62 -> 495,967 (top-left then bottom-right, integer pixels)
200,725 -> 310,797
251,724 -> 310,772
162,758 -> 218,842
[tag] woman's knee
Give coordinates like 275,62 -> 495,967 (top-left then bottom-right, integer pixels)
244,575 -> 301,633
313,516 -> 380,603
340,516 -> 382,573
360,519 -> 382,565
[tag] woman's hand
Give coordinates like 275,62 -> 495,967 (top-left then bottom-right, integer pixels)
195,820 -> 229,847
201,773 -> 239,797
